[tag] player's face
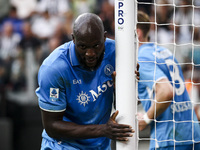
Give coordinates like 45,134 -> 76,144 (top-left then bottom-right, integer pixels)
73,30 -> 106,70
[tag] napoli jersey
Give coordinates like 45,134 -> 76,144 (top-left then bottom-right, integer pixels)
35,38 -> 115,150
138,43 -> 200,149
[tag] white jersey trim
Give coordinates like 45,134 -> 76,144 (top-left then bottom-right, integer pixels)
152,76 -> 168,90
40,106 -> 66,112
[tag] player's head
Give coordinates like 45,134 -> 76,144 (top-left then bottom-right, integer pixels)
72,13 -> 107,71
137,11 -> 151,42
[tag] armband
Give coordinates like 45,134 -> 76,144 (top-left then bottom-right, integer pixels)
143,113 -> 152,124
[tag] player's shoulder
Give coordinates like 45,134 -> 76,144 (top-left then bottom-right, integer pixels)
40,41 -> 72,72
105,38 -> 115,43
138,43 -> 155,61
155,46 -> 173,60
42,41 -> 71,65
104,38 -> 115,56
139,43 -> 172,61
105,38 -> 115,49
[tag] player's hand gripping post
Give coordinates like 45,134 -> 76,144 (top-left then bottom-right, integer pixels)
103,110 -> 134,141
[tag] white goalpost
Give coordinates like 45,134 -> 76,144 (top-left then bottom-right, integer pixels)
115,0 -> 200,149
115,0 -> 138,149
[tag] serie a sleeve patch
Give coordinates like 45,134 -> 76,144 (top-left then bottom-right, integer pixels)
50,88 -> 59,101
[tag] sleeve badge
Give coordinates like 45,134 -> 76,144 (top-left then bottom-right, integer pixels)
50,88 -> 59,101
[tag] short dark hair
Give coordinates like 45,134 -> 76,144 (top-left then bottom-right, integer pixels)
137,11 -> 151,38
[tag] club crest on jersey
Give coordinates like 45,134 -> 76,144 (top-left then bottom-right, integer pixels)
104,64 -> 114,76
76,91 -> 90,107
50,88 -> 59,101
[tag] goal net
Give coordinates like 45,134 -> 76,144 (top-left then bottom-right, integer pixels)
136,0 -> 200,149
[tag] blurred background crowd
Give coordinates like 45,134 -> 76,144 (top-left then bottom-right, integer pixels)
0,0 -> 115,107
0,0 -> 200,150
0,0 -> 115,150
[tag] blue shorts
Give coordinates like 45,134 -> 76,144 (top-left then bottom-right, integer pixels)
41,138 -> 112,150
41,138 -> 79,150
150,143 -> 200,150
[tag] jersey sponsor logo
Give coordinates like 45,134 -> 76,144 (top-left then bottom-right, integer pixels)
76,81 -> 113,106
89,81 -> 113,102
104,64 -> 114,76
76,91 -> 90,107
73,79 -> 82,84
50,88 -> 59,101
171,101 -> 192,113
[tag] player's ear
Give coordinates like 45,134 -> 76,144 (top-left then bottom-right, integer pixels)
136,28 -> 141,37
136,28 -> 143,40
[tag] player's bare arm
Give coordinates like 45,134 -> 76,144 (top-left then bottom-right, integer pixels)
41,109 -> 134,141
138,78 -> 173,131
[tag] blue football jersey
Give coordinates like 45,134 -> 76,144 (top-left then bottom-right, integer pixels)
36,38 -> 115,150
138,43 -> 200,149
